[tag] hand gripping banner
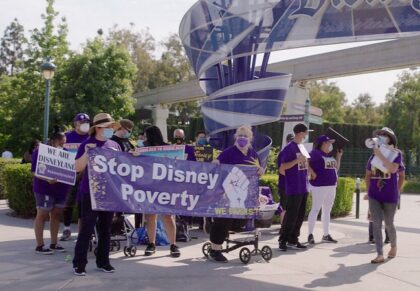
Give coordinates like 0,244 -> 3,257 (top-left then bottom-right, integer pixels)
88,148 -> 260,218
179,0 -> 420,165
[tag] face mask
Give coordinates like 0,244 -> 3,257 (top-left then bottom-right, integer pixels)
378,135 -> 389,145
174,137 -> 184,145
137,140 -> 144,147
102,128 -> 114,139
122,132 -> 131,139
236,137 -> 249,148
328,143 -> 333,152
79,123 -> 90,133
197,137 -> 207,146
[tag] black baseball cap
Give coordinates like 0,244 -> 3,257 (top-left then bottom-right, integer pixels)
293,123 -> 313,134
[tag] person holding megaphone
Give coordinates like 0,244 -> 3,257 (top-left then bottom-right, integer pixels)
365,127 -> 405,264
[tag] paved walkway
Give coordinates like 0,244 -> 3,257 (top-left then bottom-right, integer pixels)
0,194 -> 419,291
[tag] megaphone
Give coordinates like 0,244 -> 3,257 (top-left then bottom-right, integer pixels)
365,137 -> 379,149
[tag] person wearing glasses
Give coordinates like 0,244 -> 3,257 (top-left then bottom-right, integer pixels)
111,119 -> 136,152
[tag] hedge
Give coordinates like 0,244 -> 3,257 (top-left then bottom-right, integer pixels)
2,163 -> 36,217
0,158 -> 21,199
260,174 -> 355,221
402,180 -> 420,194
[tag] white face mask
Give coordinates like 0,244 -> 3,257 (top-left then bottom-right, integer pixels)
79,123 -> 90,133
328,143 -> 333,152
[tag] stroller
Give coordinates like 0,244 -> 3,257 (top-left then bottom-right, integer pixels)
90,213 -> 138,257
202,187 -> 279,264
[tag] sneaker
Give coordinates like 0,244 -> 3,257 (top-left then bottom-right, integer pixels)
369,239 -> 375,245
308,234 -> 315,244
384,237 -> 390,244
322,234 -> 338,243
170,244 -> 181,258
60,229 -> 71,241
144,243 -> 156,256
209,250 -> 228,263
50,244 -> 66,253
97,264 -> 115,273
35,245 -> 53,255
279,241 -> 288,251
73,266 -> 86,276
287,242 -> 307,249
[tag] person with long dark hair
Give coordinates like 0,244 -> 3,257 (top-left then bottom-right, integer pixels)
307,135 -> 343,244
142,125 -> 181,258
31,127 -> 69,254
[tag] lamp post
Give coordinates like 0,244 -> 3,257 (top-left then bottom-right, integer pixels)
41,59 -> 56,143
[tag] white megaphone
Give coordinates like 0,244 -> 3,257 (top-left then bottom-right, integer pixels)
365,137 -> 379,149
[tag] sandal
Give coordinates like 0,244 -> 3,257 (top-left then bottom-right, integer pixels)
388,247 -> 397,259
371,256 -> 385,264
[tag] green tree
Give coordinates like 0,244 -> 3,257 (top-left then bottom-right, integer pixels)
384,71 -> 420,150
0,18 -> 27,76
308,80 -> 347,123
53,38 -> 137,123
344,93 -> 384,125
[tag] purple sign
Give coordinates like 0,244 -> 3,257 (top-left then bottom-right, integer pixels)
35,144 -> 76,185
87,148 -> 260,218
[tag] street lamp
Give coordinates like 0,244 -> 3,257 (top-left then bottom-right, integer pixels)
41,58 -> 56,143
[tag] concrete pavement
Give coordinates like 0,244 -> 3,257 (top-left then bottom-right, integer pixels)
0,194 -> 419,291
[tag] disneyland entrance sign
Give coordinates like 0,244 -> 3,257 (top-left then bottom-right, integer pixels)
87,148 -> 260,218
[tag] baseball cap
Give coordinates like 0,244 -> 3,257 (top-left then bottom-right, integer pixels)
73,113 -> 90,122
316,135 -> 335,145
293,123 -> 313,134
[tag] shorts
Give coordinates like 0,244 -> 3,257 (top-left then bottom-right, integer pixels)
34,192 -> 66,211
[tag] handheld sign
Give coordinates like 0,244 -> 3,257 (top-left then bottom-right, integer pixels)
135,145 -> 186,160
35,144 -> 76,185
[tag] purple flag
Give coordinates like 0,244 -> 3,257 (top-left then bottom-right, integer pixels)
88,148 -> 260,218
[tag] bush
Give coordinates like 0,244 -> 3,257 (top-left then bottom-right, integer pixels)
260,174 -> 355,220
402,180 -> 420,193
0,158 -> 22,199
3,163 -> 36,217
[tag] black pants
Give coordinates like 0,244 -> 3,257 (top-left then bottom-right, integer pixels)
73,194 -> 113,268
279,193 -> 308,244
210,218 -> 247,245
63,186 -> 77,227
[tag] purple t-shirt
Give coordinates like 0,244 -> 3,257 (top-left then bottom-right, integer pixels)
185,145 -> 196,161
64,130 -> 89,154
76,137 -> 121,196
31,149 -> 70,197
277,150 -> 285,190
218,145 -> 260,166
367,151 -> 404,203
280,141 -> 308,196
309,149 -> 338,187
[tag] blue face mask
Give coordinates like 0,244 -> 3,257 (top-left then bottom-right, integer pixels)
122,132 -> 131,139
378,135 -> 389,145
137,140 -> 144,147
197,137 -> 207,146
102,128 -> 114,139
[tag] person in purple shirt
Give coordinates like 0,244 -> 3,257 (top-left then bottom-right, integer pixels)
365,127 -> 403,264
307,135 -> 343,245
173,128 -> 197,161
278,123 -> 315,251
32,129 -> 70,255
208,125 -> 264,263
61,113 -> 90,241
72,113 -> 121,276
277,133 -> 295,224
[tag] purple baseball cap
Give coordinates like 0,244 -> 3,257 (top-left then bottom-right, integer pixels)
316,135 -> 335,145
73,113 -> 90,122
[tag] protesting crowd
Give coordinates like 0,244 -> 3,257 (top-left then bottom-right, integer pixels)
4,110 -> 404,276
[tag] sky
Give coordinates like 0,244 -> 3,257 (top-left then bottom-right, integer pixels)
0,0 -> 412,105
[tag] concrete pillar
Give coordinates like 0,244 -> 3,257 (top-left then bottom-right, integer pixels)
282,83 -> 310,148
151,104 -> 169,142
